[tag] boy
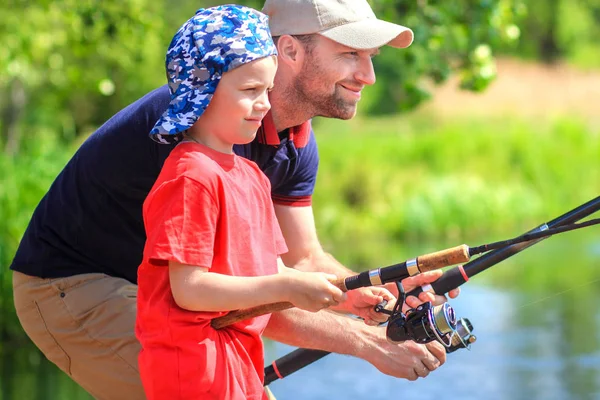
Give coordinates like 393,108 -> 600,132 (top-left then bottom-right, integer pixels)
136,6 -> 345,400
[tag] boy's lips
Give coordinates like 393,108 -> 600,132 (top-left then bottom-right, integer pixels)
245,114 -> 265,122
245,117 -> 263,127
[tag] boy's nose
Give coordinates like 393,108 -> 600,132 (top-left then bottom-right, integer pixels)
256,93 -> 271,111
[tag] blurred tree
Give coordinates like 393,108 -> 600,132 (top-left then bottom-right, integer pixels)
0,0 -> 526,154
0,0 -> 197,155
513,0 -> 563,63
507,0 -> 600,67
366,0 -> 526,114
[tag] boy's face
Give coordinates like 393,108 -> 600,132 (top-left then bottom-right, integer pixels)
195,56 -> 277,152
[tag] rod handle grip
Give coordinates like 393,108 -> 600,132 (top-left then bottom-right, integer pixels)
417,244 -> 470,271
211,301 -> 294,329
211,277 -> 348,329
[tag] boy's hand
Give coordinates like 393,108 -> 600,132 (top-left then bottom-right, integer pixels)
333,287 -> 396,326
284,270 -> 346,313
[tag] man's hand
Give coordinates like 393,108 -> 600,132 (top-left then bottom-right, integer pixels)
265,308 -> 447,381
333,286 -> 396,325
359,325 -> 446,380
394,270 -> 461,310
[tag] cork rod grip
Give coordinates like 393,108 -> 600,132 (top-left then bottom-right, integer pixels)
211,277 -> 348,329
211,301 -> 294,329
416,244 -> 470,271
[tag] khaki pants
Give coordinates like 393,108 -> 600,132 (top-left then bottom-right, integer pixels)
13,271 -> 144,400
12,271 -> 277,400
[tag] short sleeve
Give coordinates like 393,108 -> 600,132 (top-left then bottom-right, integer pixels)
143,176 -> 219,267
271,129 -> 319,207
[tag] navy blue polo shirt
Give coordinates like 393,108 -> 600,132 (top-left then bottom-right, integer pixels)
10,85 -> 319,284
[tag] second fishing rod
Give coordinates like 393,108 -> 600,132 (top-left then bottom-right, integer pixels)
408,196 -> 600,299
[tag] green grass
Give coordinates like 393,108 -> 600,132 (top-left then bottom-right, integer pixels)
311,112 -> 600,261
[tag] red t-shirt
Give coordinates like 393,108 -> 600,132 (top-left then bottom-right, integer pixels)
136,142 -> 288,400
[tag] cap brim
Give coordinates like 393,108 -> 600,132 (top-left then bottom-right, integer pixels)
319,19 -> 413,50
149,84 -> 215,144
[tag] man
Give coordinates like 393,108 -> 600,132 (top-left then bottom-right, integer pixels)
11,0 -> 458,399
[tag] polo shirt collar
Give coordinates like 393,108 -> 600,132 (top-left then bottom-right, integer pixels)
257,111 -> 311,148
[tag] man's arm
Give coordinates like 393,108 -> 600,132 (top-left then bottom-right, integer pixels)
263,307 -> 445,380
274,204 -> 349,274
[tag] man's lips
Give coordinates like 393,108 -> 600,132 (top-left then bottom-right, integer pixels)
340,84 -> 363,98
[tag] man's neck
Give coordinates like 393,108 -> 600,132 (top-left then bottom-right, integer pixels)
269,90 -> 313,132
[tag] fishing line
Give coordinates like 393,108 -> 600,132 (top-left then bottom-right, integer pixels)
516,277 -> 600,310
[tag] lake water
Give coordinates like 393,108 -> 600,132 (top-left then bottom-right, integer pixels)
265,283 -> 600,400
2,233 -> 600,400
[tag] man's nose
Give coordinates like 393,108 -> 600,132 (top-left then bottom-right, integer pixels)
356,58 -> 376,86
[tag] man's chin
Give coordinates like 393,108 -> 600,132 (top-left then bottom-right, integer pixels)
324,101 -> 358,120
332,106 -> 358,120
342,109 -> 358,120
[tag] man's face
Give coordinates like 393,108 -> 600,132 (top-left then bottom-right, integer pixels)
292,35 -> 379,120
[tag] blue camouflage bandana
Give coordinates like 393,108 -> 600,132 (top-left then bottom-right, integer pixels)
150,5 -> 277,144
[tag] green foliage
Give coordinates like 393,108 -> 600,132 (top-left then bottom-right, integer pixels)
0,131 -> 75,342
0,0 -> 204,153
4,0 -> 600,152
0,0 -> 527,154
503,0 -> 600,67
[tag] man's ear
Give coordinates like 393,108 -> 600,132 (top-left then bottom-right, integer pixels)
276,35 -> 304,72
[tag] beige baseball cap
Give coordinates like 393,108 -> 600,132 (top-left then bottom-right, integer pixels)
262,0 -> 414,49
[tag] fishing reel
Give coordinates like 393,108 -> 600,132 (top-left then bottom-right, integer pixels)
375,281 -> 476,353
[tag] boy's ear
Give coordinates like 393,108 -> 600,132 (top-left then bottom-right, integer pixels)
276,35 -> 304,72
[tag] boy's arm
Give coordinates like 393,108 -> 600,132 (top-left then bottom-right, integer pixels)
168,261 -> 344,312
169,262 -> 287,311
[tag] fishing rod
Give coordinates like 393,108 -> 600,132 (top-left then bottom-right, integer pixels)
408,197 -> 600,299
211,243 -> 474,329
212,217 -> 600,330
262,196 -> 600,385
